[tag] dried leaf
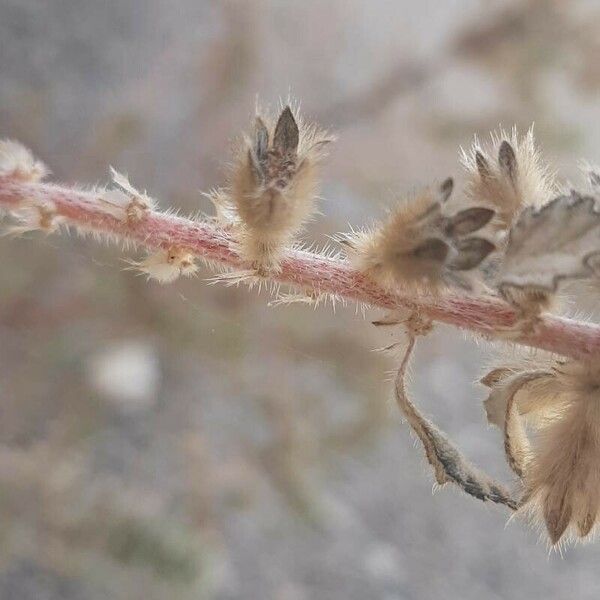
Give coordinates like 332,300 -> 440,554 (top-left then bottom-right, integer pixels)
395,338 -> 517,510
499,192 -> 600,301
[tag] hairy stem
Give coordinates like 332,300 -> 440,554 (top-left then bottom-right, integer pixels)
1,176 -> 599,360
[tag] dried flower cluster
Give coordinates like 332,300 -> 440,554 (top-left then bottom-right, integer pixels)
482,356 -> 600,544
3,105 -> 600,548
343,179 -> 496,292
223,105 -> 331,273
461,127 -> 555,230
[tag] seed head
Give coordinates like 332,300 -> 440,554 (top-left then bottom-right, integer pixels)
230,105 -> 332,273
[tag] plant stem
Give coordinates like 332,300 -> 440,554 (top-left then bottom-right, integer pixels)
1,177 -> 599,360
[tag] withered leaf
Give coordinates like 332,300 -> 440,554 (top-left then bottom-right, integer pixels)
273,106 -> 299,154
444,207 -> 495,237
395,339 -> 517,510
499,192 -> 600,298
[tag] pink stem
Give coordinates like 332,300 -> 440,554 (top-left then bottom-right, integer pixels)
1,177 -> 599,360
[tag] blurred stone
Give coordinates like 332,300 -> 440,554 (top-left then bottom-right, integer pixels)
86,340 -> 160,411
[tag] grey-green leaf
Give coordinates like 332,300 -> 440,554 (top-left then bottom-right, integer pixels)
499,192 -> 600,297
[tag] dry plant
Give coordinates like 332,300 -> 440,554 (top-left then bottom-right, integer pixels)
3,105 -> 600,548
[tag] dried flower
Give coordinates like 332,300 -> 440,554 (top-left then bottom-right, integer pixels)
482,356 -> 600,544
230,105 -> 332,273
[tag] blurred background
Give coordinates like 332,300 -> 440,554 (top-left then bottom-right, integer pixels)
1,0 -> 600,598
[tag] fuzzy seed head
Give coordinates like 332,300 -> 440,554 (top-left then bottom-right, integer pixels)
347,183 -> 495,292
350,192 -> 448,291
0,140 -> 48,182
230,105 -> 332,272
461,127 -> 555,230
